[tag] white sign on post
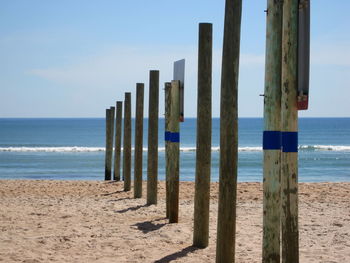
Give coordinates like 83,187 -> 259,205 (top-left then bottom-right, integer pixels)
173,59 -> 185,122
298,0 -> 310,110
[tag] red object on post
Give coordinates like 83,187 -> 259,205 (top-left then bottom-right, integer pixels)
297,93 -> 308,110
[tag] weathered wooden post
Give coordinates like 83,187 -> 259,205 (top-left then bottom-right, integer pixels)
105,108 -> 114,180
134,83 -> 144,198
123,92 -> 132,191
147,70 -> 159,205
281,0 -> 299,262
262,0 -> 283,261
114,101 -> 123,181
193,22 -> 213,248
168,80 -> 180,223
216,0 -> 242,262
164,82 -> 171,218
110,106 -> 115,153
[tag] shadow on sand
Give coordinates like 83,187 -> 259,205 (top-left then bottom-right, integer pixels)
154,246 -> 200,263
103,181 -> 122,185
132,218 -> 167,234
106,197 -> 133,202
101,190 -> 125,196
114,204 -> 150,214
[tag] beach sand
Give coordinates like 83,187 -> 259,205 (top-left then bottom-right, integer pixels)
0,180 -> 349,262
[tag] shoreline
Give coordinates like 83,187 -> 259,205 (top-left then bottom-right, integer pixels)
1,180 -> 349,262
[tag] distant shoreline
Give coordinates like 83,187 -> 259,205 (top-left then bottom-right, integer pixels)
1,117 -> 350,119
1,179 -> 350,184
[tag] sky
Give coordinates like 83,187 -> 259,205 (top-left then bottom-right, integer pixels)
1,0 -> 349,118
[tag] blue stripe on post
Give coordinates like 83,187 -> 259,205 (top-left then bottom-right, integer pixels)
282,132 -> 298,152
263,131 -> 281,150
165,131 -> 171,142
170,132 -> 180,143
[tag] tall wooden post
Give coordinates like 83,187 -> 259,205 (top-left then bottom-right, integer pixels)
193,23 -> 213,248
281,0 -> 299,262
262,0 -> 283,262
168,80 -> 180,223
105,108 -> 114,180
147,70 -> 159,205
110,106 -> 115,154
123,92 -> 132,191
134,83 -> 144,198
216,0 -> 242,262
164,82 -> 171,218
114,101 -> 123,181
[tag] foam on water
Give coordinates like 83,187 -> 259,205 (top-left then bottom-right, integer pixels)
0,147 -> 105,152
299,145 -> 350,151
1,118 -> 349,182
1,145 -> 349,153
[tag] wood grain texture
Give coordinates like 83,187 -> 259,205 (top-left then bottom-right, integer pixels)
123,93 -> 132,191
281,0 -> 299,262
134,84 -> 144,198
262,0 -> 283,262
114,101 -> 123,181
105,108 -> 114,180
216,0 -> 242,262
168,80 -> 180,223
193,22 -> 212,248
165,82 -> 171,218
147,70 -> 159,205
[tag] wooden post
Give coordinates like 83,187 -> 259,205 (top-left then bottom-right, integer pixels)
216,0 -> 242,262
262,0 -> 283,262
110,106 -> 115,156
134,83 -> 144,198
123,92 -> 132,191
105,108 -> 114,180
168,80 -> 180,223
147,70 -> 159,205
281,0 -> 299,262
113,101 -> 123,181
164,82 -> 171,218
193,23 -> 213,248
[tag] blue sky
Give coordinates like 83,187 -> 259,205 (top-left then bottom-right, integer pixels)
1,0 -> 349,118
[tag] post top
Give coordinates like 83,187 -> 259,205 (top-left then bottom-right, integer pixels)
199,22 -> 213,27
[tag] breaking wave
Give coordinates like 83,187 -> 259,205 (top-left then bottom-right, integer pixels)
0,147 -> 105,152
299,145 -> 350,151
0,145 -> 349,153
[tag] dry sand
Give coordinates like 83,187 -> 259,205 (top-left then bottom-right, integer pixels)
0,180 -> 349,262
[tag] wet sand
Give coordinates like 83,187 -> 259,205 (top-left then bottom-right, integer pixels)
0,180 -> 349,262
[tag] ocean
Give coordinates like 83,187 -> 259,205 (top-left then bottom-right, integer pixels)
0,118 -> 349,182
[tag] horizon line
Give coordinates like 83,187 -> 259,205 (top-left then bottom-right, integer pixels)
1,116 -> 349,119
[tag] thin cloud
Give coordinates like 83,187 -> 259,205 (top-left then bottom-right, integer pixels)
311,42 -> 350,66
27,45 -> 197,87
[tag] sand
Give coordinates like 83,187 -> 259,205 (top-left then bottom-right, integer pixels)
0,180 -> 349,262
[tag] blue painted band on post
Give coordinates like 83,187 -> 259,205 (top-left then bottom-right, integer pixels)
170,132 -> 180,143
282,132 -> 298,152
263,131 -> 281,150
165,131 -> 171,142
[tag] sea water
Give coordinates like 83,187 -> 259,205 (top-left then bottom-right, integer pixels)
0,118 -> 349,182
